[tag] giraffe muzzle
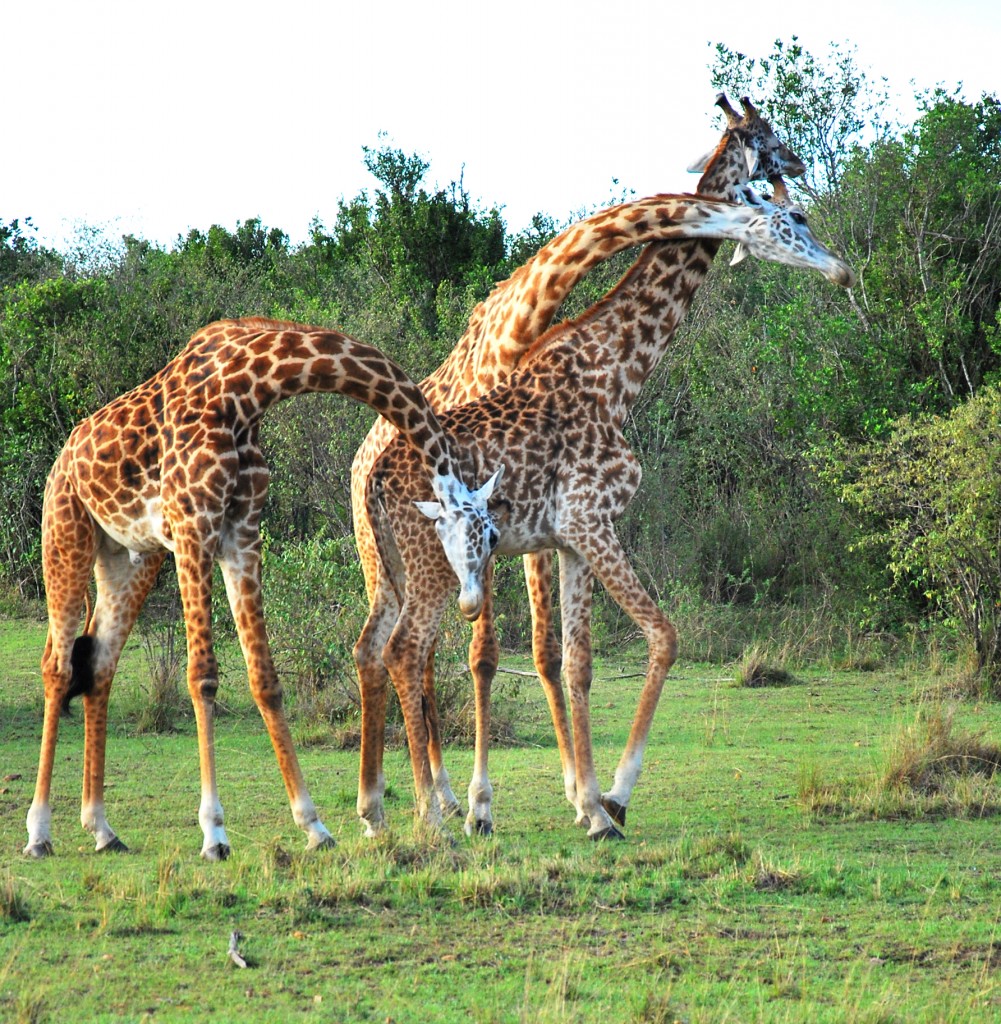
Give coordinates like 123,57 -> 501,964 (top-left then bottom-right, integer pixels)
458,582 -> 485,622
825,258 -> 857,289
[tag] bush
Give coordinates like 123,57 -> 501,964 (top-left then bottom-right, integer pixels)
821,385 -> 1001,689
261,532 -> 368,726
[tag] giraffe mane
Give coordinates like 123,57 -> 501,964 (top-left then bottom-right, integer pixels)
518,239 -> 691,366
211,316 -> 328,334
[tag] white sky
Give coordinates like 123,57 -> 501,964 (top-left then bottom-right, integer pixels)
4,0 -> 999,252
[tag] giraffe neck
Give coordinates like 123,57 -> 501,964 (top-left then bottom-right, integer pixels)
560,129 -> 757,415
190,319 -> 463,491
418,133 -> 750,407
521,128 -> 757,421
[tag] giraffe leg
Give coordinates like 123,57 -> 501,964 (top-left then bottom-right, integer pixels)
465,568 -> 497,836
421,639 -> 462,821
25,480 -> 97,858
218,544 -> 333,853
382,591 -> 451,831
353,574 -> 400,836
524,550 -> 577,813
571,521 -> 678,829
558,549 -> 623,840
172,531 -> 232,860
80,544 -> 166,852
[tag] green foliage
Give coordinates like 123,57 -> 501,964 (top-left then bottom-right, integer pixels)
323,140 -> 508,345
711,36 -> 894,193
822,385 -> 1001,684
260,530 -> 368,722
0,217 -> 59,287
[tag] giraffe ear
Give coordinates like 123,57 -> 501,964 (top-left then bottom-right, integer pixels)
414,501 -> 443,521
743,145 -> 760,178
687,149 -> 715,174
476,467 -> 504,502
730,243 -> 751,267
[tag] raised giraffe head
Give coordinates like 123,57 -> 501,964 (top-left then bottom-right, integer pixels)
688,93 -> 806,190
727,178 -> 856,287
414,468 -> 503,620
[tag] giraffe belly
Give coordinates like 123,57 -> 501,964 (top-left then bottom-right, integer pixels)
91,497 -> 174,555
496,517 -> 556,557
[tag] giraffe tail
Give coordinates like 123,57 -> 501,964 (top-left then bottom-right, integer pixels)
63,592 -> 97,713
366,470 -> 407,611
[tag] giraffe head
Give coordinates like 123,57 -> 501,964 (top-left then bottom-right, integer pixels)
689,94 -> 806,190
414,468 -> 503,620
728,178 -> 856,288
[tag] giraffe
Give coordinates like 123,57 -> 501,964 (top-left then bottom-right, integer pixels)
23,317 -> 501,860
351,96 -> 816,837
358,187 -> 856,836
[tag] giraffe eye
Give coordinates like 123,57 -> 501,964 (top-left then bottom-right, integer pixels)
488,528 -> 499,550
791,211 -> 807,226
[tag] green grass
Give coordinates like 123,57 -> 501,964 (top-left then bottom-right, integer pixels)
4,616 -> 1001,1022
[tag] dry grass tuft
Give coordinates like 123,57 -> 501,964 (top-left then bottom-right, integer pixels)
800,706 -> 1001,820
1,871 -> 31,924
751,851 -> 801,892
882,707 -> 1001,795
733,644 -> 797,688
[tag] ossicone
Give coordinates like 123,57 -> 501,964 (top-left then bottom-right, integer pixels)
715,93 -> 742,128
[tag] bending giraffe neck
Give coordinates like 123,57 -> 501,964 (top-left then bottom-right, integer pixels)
514,118 -> 773,419
423,104 -> 762,403
358,152 -> 758,460
190,319 -> 464,492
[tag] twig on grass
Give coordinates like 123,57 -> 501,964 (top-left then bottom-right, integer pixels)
229,930 -> 248,969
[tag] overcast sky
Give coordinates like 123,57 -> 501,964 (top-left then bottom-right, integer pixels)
5,0 -> 999,252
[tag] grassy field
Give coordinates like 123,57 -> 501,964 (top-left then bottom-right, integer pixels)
3,616 -> 1001,1023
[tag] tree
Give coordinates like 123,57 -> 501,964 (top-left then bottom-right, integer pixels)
824,386 -> 1001,687
323,141 -> 508,352
710,37 -> 895,197
0,218 -> 59,287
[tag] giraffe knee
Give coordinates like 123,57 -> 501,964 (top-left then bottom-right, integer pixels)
251,680 -> 284,713
382,636 -> 414,681
651,617 -> 678,670
196,680 -> 219,703
535,649 -> 562,684
471,657 -> 497,685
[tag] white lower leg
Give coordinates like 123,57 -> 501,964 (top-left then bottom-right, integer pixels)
604,748 -> 644,808
464,767 -> 494,836
25,801 -> 53,855
198,791 -> 230,860
417,785 -> 444,830
292,795 -> 333,849
357,771 -> 386,837
576,776 -> 616,837
81,800 -> 119,850
563,765 -> 578,807
432,763 -> 461,817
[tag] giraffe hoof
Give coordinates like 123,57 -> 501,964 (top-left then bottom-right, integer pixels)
23,840 -> 54,858
473,818 -> 493,836
589,824 -> 625,842
202,843 -> 231,862
97,836 -> 129,854
307,834 -> 336,852
601,796 -> 627,827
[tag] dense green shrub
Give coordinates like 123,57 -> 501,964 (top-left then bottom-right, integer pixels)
822,385 -> 1001,687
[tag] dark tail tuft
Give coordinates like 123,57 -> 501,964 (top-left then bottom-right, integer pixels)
63,635 -> 96,714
